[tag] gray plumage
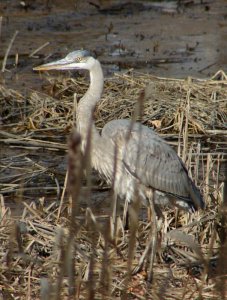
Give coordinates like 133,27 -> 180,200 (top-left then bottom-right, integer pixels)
34,50 -> 205,212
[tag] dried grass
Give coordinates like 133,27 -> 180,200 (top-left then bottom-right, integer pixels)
1,70 -> 226,135
0,70 -> 226,299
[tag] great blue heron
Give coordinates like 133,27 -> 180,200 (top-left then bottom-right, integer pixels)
34,50 -> 205,280
34,50 -> 204,213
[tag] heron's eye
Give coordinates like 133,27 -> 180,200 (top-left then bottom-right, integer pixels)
76,57 -> 83,62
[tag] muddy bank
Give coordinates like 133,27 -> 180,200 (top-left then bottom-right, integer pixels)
0,0 -> 227,92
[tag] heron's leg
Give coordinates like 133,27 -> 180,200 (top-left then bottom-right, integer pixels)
147,205 -> 151,223
146,195 -> 158,282
111,193 -> 118,239
132,213 -> 157,279
122,200 -> 129,229
132,191 -> 158,281
132,239 -> 151,275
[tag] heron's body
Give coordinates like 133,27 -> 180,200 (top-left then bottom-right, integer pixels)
34,50 -> 204,212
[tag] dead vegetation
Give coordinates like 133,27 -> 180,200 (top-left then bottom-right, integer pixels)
0,70 -> 226,299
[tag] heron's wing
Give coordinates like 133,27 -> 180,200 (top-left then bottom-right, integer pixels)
102,119 -> 204,209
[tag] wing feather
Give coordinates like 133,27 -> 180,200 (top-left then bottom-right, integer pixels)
102,119 -> 204,209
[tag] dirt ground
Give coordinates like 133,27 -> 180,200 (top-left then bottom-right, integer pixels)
0,0 -> 227,92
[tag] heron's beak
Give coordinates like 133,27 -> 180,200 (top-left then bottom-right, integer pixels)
33,58 -> 74,71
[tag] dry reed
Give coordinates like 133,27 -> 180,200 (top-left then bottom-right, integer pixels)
0,70 -> 226,299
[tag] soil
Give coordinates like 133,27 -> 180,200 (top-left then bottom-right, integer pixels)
0,0 -> 227,92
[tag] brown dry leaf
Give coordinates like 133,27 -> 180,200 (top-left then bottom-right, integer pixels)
150,119 -> 162,129
28,117 -> 37,130
128,272 -> 147,297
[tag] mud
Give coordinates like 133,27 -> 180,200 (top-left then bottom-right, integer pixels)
0,0 -> 227,92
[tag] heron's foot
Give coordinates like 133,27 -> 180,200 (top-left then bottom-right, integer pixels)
131,239 -> 151,275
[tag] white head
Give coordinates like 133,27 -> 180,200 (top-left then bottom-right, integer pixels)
33,50 -> 96,71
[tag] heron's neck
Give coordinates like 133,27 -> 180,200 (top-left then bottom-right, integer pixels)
76,59 -> 104,149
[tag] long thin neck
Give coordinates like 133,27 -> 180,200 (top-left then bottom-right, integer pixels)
76,59 -> 116,181
76,59 -> 104,150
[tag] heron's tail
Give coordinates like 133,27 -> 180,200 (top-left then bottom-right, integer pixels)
188,178 -> 205,210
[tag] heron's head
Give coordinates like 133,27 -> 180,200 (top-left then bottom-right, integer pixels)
33,50 -> 95,72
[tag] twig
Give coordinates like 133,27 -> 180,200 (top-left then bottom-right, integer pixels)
198,61 -> 217,73
0,16 -> 3,41
56,170 -> 68,222
1,30 -> 19,72
29,42 -> 50,58
0,131 -> 67,150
